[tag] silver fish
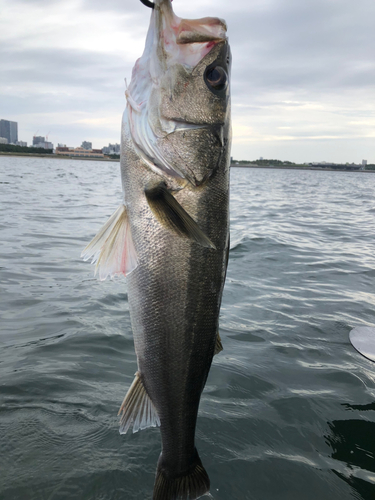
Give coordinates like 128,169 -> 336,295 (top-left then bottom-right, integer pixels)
82,1 -> 231,498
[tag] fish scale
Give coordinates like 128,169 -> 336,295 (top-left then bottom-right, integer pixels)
82,0 -> 231,498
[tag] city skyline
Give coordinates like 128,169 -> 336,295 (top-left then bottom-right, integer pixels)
0,117 -> 120,151
1,0 -> 374,163
0,116 -> 371,166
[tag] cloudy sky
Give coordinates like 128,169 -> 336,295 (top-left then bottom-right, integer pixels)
1,0 -> 374,163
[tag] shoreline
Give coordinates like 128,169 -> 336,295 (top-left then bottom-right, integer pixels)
231,164 -> 374,173
0,152 -> 120,162
1,153 -> 372,172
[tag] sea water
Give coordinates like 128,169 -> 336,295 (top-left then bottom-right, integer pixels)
1,156 -> 375,500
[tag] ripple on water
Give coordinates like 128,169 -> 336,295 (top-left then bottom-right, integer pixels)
2,159 -> 375,499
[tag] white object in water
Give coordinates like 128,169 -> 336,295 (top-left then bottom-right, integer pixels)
349,327 -> 375,362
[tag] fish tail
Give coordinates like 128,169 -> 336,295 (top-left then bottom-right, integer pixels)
153,448 -> 210,500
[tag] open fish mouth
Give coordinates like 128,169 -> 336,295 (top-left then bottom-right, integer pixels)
152,0 -> 227,67
124,0 -> 229,185
127,0 -> 228,108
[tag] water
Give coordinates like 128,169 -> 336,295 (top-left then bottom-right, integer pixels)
1,156 -> 375,500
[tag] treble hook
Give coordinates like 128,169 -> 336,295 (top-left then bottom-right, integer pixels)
140,0 -> 154,8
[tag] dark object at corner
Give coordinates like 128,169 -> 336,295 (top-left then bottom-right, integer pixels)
140,0 -> 154,8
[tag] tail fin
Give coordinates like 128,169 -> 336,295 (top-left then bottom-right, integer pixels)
153,449 -> 210,500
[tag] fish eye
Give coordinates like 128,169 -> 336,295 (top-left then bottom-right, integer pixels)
205,66 -> 227,91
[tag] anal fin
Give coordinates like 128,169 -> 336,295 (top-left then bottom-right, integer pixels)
145,183 -> 216,249
118,372 -> 160,434
81,204 -> 137,281
215,332 -> 223,355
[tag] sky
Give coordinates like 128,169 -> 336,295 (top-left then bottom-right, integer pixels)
0,0 -> 374,163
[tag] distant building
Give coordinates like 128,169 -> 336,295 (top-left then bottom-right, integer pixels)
81,141 -> 92,150
0,119 -> 18,144
16,140 -> 27,147
32,136 -> 53,149
102,143 -> 120,155
38,141 -> 54,150
0,137 -> 8,144
33,136 -> 45,146
56,146 -> 104,158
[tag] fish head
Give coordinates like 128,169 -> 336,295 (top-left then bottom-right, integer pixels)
126,0 -> 231,186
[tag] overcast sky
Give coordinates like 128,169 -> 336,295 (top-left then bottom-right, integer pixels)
1,0 -> 374,163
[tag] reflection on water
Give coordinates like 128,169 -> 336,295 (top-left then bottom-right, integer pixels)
326,407 -> 375,500
1,157 -> 375,499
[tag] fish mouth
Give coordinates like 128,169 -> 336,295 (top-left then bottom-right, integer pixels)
153,0 -> 227,68
125,1 -> 228,185
175,18 -> 227,46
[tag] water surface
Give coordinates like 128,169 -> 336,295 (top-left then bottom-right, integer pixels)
1,157 -> 375,499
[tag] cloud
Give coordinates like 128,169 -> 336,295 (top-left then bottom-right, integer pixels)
1,46 -> 118,85
0,0 -> 374,161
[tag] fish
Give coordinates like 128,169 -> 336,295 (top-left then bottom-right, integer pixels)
82,0 -> 231,498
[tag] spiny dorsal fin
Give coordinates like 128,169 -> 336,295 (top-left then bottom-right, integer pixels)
145,183 -> 216,249
215,332 -> 223,355
118,372 -> 160,434
81,205 -> 138,281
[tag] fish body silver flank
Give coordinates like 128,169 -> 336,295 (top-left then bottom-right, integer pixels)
82,1 -> 231,498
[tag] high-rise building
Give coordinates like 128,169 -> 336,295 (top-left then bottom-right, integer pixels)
32,136 -> 53,149
33,136 -> 45,146
81,141 -> 92,150
0,119 -> 18,144
102,143 -> 120,155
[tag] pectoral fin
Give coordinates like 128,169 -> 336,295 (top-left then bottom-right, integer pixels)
145,183 -> 216,249
118,372 -> 160,434
81,204 -> 137,281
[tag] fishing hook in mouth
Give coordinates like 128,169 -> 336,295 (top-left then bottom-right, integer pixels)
140,0 -> 154,8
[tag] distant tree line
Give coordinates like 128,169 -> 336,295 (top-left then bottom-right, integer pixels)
232,158 -> 375,170
0,144 -> 53,154
232,159 -> 295,166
